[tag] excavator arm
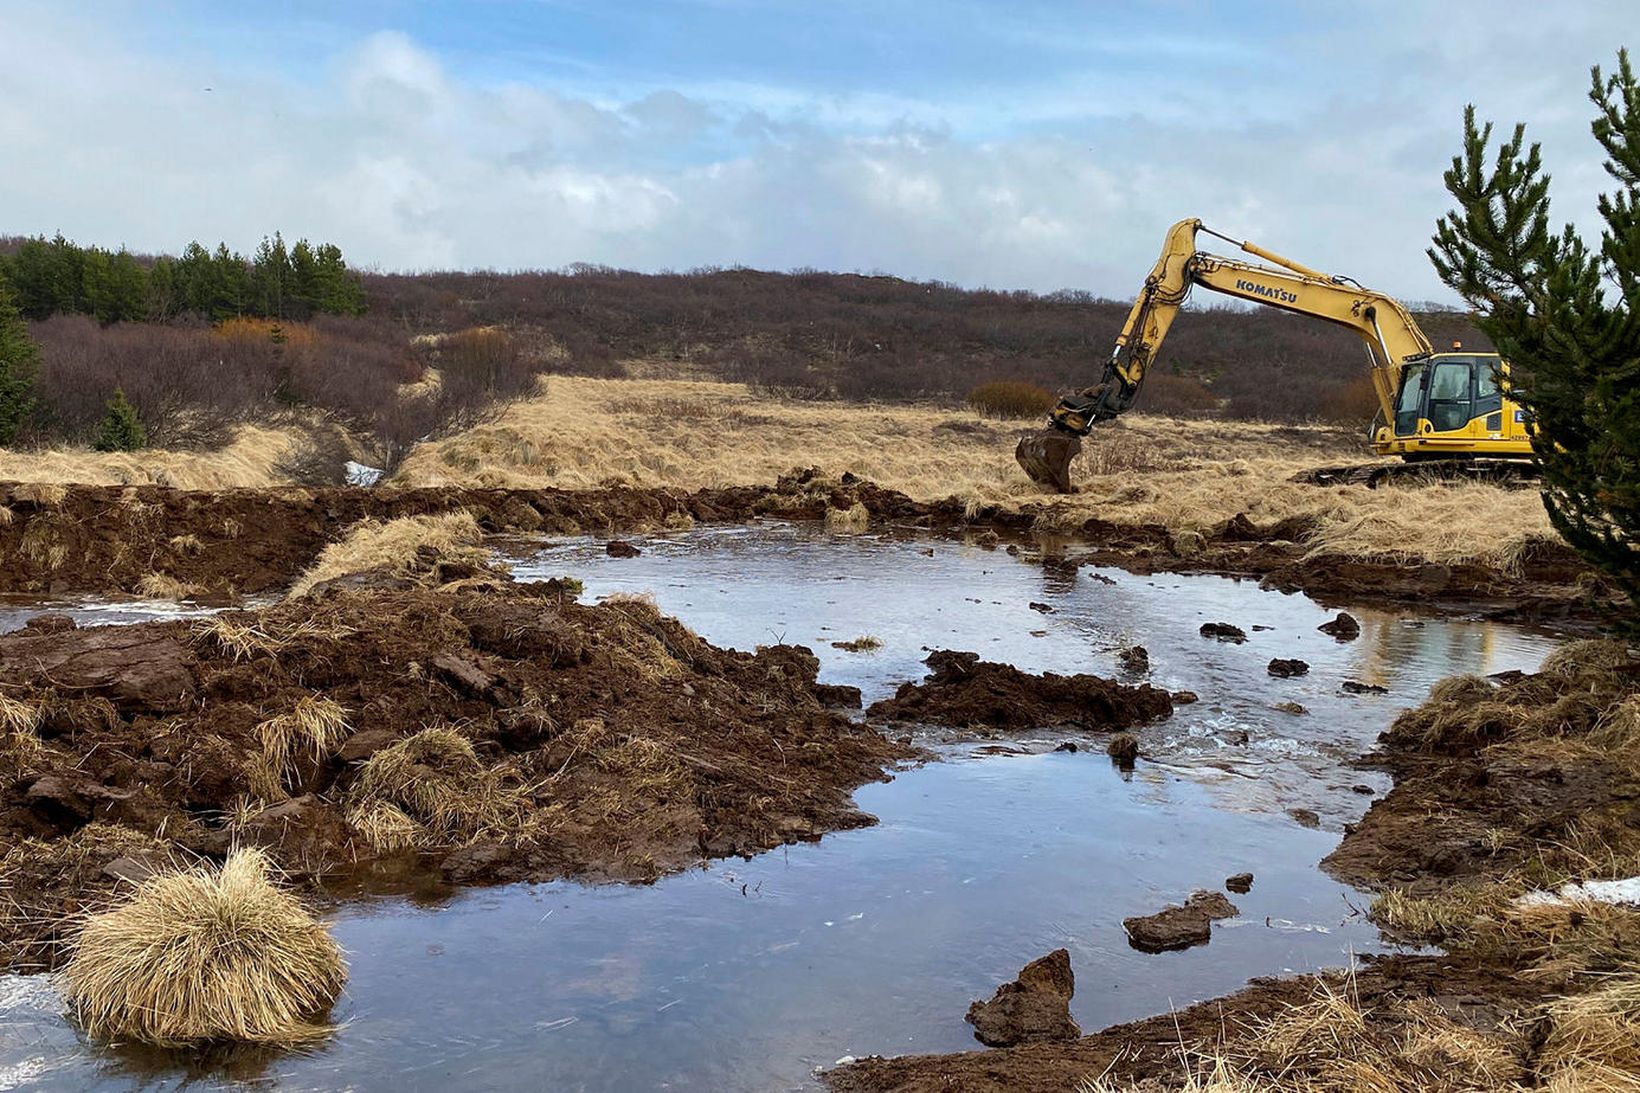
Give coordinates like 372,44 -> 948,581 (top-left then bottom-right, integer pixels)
1016,218 -> 1438,491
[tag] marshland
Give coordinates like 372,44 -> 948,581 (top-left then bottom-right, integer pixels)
4,8 -> 1640,1090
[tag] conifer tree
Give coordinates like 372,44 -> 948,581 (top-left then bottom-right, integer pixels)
0,281 -> 38,445
1430,49 -> 1640,622
93,388 -> 146,452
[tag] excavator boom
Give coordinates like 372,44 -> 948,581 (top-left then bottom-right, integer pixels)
1015,219 -> 1531,491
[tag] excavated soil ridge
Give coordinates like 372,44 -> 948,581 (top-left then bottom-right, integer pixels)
866,649 -> 1175,732
0,582 -> 912,972
0,474 -> 1601,619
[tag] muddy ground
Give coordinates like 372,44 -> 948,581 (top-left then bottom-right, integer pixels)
0,581 -> 913,971
866,649 -> 1175,732
827,648 -> 1640,1090
0,473 -> 1606,622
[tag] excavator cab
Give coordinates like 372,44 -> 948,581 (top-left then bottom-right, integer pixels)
1385,352 -> 1513,452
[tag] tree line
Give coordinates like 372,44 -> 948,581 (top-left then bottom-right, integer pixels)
0,232 -> 366,324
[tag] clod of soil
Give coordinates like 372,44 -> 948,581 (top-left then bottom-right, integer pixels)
1106,732 -> 1139,767
964,948 -> 1080,1047
1172,690 -> 1199,704
1123,889 -> 1239,953
1199,622 -> 1247,643
865,650 -> 1173,732
1267,657 -> 1310,678
1288,808 -> 1321,828
1225,871 -> 1254,894
1274,701 -> 1308,715
1318,612 -> 1362,640
1342,680 -> 1389,694
0,581 -> 911,971
1117,645 -> 1149,673
1028,602 -> 1054,614
604,540 -> 641,558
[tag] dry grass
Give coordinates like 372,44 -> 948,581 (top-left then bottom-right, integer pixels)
1079,975 -> 1525,1092
288,511 -> 489,598
346,726 -> 531,847
824,501 -> 871,531
832,635 -> 883,652
1539,973 -> 1640,1085
258,696 -> 350,782
393,376 -> 1557,569
0,425 -> 306,489
61,848 -> 345,1045
135,572 -> 202,600
195,612 -> 359,661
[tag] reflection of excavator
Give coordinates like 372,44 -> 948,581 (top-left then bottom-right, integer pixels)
1015,218 -> 1535,492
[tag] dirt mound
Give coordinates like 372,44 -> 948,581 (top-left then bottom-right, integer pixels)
0,476 -> 933,598
865,650 -> 1173,732
0,582 -> 911,972
1122,889 -> 1239,953
965,949 -> 1080,1046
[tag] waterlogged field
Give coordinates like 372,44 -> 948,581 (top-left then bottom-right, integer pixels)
0,521 -> 1561,1091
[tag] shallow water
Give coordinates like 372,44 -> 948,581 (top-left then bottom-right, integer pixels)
0,521 -> 1563,1091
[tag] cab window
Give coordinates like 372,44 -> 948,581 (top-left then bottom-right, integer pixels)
1394,363 -> 1426,436
1475,363 -> 1503,416
1427,361 -> 1473,431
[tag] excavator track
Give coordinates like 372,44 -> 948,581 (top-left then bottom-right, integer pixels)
1293,459 -> 1539,490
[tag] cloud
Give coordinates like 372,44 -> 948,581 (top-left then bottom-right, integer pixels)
0,2 -> 1630,300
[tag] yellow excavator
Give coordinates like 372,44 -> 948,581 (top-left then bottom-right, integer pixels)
1015,218 -> 1535,491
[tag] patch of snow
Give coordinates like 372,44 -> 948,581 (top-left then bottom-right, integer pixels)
345,461 -> 384,487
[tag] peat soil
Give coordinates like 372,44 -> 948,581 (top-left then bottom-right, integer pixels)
827,651 -> 1640,1091
0,581 -> 911,972
0,472 -> 1604,622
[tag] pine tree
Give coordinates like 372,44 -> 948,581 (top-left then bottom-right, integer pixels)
0,281 -> 38,445
93,388 -> 146,452
1430,49 -> 1640,625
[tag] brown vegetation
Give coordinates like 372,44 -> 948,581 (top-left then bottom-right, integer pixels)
62,849 -> 345,1046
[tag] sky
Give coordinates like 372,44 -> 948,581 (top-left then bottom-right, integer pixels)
0,1 -> 1631,300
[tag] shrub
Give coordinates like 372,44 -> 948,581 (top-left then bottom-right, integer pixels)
966,379 -> 1056,419
93,388 -> 146,451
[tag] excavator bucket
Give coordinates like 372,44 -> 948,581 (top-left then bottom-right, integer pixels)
1015,429 -> 1081,493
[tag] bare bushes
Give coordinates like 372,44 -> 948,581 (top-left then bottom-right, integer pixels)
966,380 -> 1055,419
62,849 -> 345,1045
20,316 -> 538,471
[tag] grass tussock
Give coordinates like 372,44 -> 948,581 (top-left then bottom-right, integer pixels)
288,511 -> 488,598
824,501 -> 870,531
831,635 -> 883,652
135,572 -> 202,600
1387,642 -> 1638,760
258,696 -> 350,782
62,848 -> 345,1045
196,613 -> 360,662
346,726 -> 530,848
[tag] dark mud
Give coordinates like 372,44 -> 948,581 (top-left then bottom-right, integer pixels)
0,474 -> 1608,622
865,649 -> 1174,733
0,582 -> 912,971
